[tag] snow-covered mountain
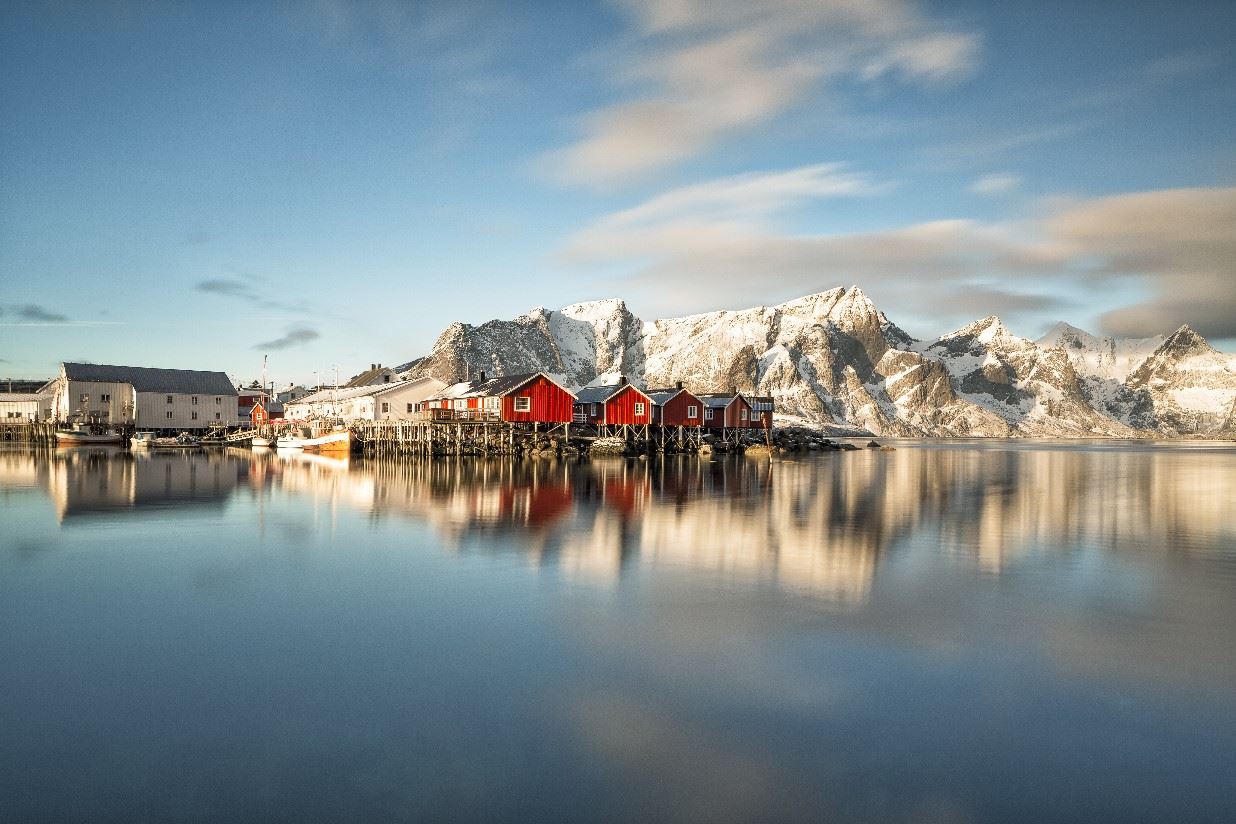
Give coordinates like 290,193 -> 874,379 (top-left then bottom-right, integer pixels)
400,287 -> 1236,438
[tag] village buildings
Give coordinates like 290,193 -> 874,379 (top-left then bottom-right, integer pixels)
49,363 -> 238,431
573,378 -> 655,428
284,376 -> 446,422
0,391 -> 54,422
647,384 -> 704,429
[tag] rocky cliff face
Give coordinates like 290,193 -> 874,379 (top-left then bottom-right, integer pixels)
401,287 -> 1236,437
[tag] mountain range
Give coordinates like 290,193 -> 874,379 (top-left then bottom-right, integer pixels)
397,287 -> 1236,438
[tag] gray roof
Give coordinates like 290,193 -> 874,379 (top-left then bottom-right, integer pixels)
698,393 -> 742,408
63,362 -> 237,395
0,393 -> 50,402
646,387 -> 692,405
422,372 -> 576,401
575,385 -> 618,405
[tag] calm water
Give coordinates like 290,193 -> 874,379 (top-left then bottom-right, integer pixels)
2,442 -> 1235,823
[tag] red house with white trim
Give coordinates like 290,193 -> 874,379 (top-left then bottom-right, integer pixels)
647,384 -> 704,428
418,371 -> 575,424
573,378 -> 654,427
698,393 -> 754,429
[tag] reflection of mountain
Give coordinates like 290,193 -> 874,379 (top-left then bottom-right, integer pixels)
35,449 -> 249,522
323,446 -> 1236,607
6,446 -> 1233,607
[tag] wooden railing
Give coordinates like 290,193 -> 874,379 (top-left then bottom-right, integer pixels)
416,408 -> 501,422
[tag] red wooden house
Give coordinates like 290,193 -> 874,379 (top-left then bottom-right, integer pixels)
698,392 -> 754,429
647,383 -> 704,428
748,396 -> 774,430
418,371 -> 575,424
573,377 -> 654,427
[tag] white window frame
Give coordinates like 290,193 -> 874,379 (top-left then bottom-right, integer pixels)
687,405 -> 698,419
590,403 -> 597,415
741,408 -> 748,421
166,411 -> 173,419
381,402 -> 390,413
634,402 -> 645,415
705,408 -> 714,420
514,396 -> 531,413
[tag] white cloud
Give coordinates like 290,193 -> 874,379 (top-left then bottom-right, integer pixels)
969,173 -> 1022,195
563,171 -> 1236,338
544,0 -> 980,187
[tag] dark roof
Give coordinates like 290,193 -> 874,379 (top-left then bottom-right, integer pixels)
63,362 -> 236,395
697,393 -> 744,408
646,387 -> 693,405
575,385 -> 616,405
424,372 -> 576,401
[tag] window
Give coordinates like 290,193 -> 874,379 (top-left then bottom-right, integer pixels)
192,396 -> 198,405
215,397 -> 221,405
591,403 -> 597,416
79,394 -> 88,403
166,411 -> 173,420
514,396 -> 531,412
166,395 -> 173,404
100,394 -> 110,403
687,405 -> 698,419
741,408 -> 748,421
705,408 -> 714,421
215,412 -> 220,420
381,402 -> 389,413
191,411 -> 198,421
634,402 -> 645,415
407,403 -> 414,413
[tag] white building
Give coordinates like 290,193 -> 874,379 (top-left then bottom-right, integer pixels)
284,376 -> 446,422
51,362 -> 239,431
0,392 -> 53,422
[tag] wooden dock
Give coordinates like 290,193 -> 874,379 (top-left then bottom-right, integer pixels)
0,421 -> 57,446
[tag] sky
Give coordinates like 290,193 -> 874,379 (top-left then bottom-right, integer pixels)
1,0 -> 1234,386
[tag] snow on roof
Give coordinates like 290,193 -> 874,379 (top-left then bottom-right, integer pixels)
289,376 -> 442,406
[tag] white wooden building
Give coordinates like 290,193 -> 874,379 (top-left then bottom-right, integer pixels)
0,392 -> 53,422
284,376 -> 446,422
51,362 -> 239,431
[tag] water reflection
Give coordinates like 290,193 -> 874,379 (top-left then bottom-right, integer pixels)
5,442 -> 1235,606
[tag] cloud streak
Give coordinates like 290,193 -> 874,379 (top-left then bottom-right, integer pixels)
542,0 -> 981,187
253,327 -> 320,351
563,166 -> 1236,338
0,304 -> 69,323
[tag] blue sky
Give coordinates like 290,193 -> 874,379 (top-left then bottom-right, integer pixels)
2,0 -> 1233,385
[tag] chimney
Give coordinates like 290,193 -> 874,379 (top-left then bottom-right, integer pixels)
371,363 -> 376,370
478,370 -> 487,382
730,385 -> 738,396
618,375 -> 627,386
676,380 -> 683,390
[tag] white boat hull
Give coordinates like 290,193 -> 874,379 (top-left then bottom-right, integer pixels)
56,431 -> 123,446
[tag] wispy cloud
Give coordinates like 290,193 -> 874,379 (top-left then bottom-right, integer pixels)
563,169 -> 1236,338
0,304 -> 69,323
254,327 -> 320,351
542,0 -> 980,187
194,277 -> 309,314
969,173 -> 1022,196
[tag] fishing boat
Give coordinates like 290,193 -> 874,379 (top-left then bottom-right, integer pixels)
251,435 -> 273,448
276,428 -> 352,453
152,432 -> 201,449
130,431 -> 158,449
55,428 -> 123,446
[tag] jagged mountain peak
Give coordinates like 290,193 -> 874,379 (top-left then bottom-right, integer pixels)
1039,321 -> 1099,350
939,315 -> 1013,345
558,297 -> 630,318
1158,324 -> 1215,357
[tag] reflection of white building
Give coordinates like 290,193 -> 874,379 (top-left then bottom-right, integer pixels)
49,362 -> 238,431
284,377 -> 445,422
